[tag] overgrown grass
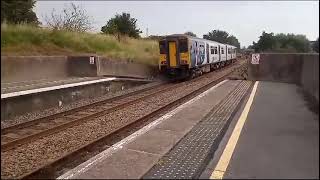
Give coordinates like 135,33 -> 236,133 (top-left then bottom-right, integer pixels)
1,24 -> 159,65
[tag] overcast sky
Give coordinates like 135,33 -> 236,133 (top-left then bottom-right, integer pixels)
34,1 -> 319,47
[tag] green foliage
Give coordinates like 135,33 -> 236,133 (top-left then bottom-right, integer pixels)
1,24 -> 158,65
312,38 -> 319,53
101,12 -> 142,41
203,30 -> 240,48
184,31 -> 197,37
251,31 -> 312,53
1,0 -> 39,25
226,35 -> 240,49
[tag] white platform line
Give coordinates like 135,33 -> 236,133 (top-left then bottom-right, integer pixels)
57,79 -> 229,179
1,77 -> 94,86
1,77 -> 116,99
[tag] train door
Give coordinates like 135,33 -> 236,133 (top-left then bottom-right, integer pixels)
222,46 -> 226,61
218,45 -> 221,61
213,45 -> 219,63
206,43 -> 210,63
231,47 -> 234,59
225,45 -> 227,60
220,46 -> 224,61
168,41 -> 177,67
226,45 -> 229,61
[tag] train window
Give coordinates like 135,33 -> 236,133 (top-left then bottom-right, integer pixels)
221,48 -> 224,54
159,41 -> 166,54
179,39 -> 188,52
210,47 -> 214,54
214,47 -> 218,54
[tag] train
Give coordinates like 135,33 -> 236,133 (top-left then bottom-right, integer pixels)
158,34 -> 237,79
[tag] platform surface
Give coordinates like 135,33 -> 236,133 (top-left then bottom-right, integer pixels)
201,81 -> 319,179
1,77 -> 103,93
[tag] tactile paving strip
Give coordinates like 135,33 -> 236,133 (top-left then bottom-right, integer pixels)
142,80 -> 252,179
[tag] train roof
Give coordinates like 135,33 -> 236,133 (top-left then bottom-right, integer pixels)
162,34 -> 237,48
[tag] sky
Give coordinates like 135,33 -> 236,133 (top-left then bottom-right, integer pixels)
34,1 -> 319,47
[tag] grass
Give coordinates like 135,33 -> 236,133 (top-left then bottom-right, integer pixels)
1,23 -> 159,65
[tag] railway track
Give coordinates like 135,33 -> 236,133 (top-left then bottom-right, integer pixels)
1,83 -> 177,152
1,67 -> 227,151
1,60 -> 247,179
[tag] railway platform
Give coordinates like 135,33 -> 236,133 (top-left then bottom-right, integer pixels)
2,77 -> 96,94
58,79 -> 318,179
1,76 -> 153,96
1,76 -> 153,122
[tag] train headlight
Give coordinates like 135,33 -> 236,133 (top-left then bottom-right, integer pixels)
180,60 -> 188,64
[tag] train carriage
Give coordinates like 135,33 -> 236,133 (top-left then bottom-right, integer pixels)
159,34 -> 236,79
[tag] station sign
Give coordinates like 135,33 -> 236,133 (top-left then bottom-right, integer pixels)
89,56 -> 95,64
251,54 -> 260,64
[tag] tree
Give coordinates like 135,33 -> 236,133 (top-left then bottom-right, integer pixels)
254,31 -> 276,52
247,44 -> 254,49
184,31 -> 197,37
203,30 -> 229,43
101,12 -> 142,41
1,0 -> 39,25
203,29 -> 240,48
44,3 -> 93,32
312,38 -> 319,53
226,35 -> 241,49
251,31 -> 311,53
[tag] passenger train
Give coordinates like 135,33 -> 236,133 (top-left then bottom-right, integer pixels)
158,34 -> 237,79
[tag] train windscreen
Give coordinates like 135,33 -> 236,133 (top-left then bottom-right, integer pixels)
159,41 -> 166,54
179,39 -> 188,53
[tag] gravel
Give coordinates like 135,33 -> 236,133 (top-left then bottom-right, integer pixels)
228,60 -> 248,80
1,62 -> 244,179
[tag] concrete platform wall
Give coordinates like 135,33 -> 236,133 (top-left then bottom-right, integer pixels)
300,54 -> 319,102
1,55 -> 158,83
1,80 -> 147,120
248,53 -> 319,101
97,57 -> 157,79
1,56 -> 69,83
248,53 -> 303,83
67,56 -> 158,78
67,56 -> 98,77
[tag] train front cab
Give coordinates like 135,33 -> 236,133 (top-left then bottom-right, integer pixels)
159,37 -> 190,78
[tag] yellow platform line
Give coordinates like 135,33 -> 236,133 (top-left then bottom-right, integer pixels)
210,81 -> 259,179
